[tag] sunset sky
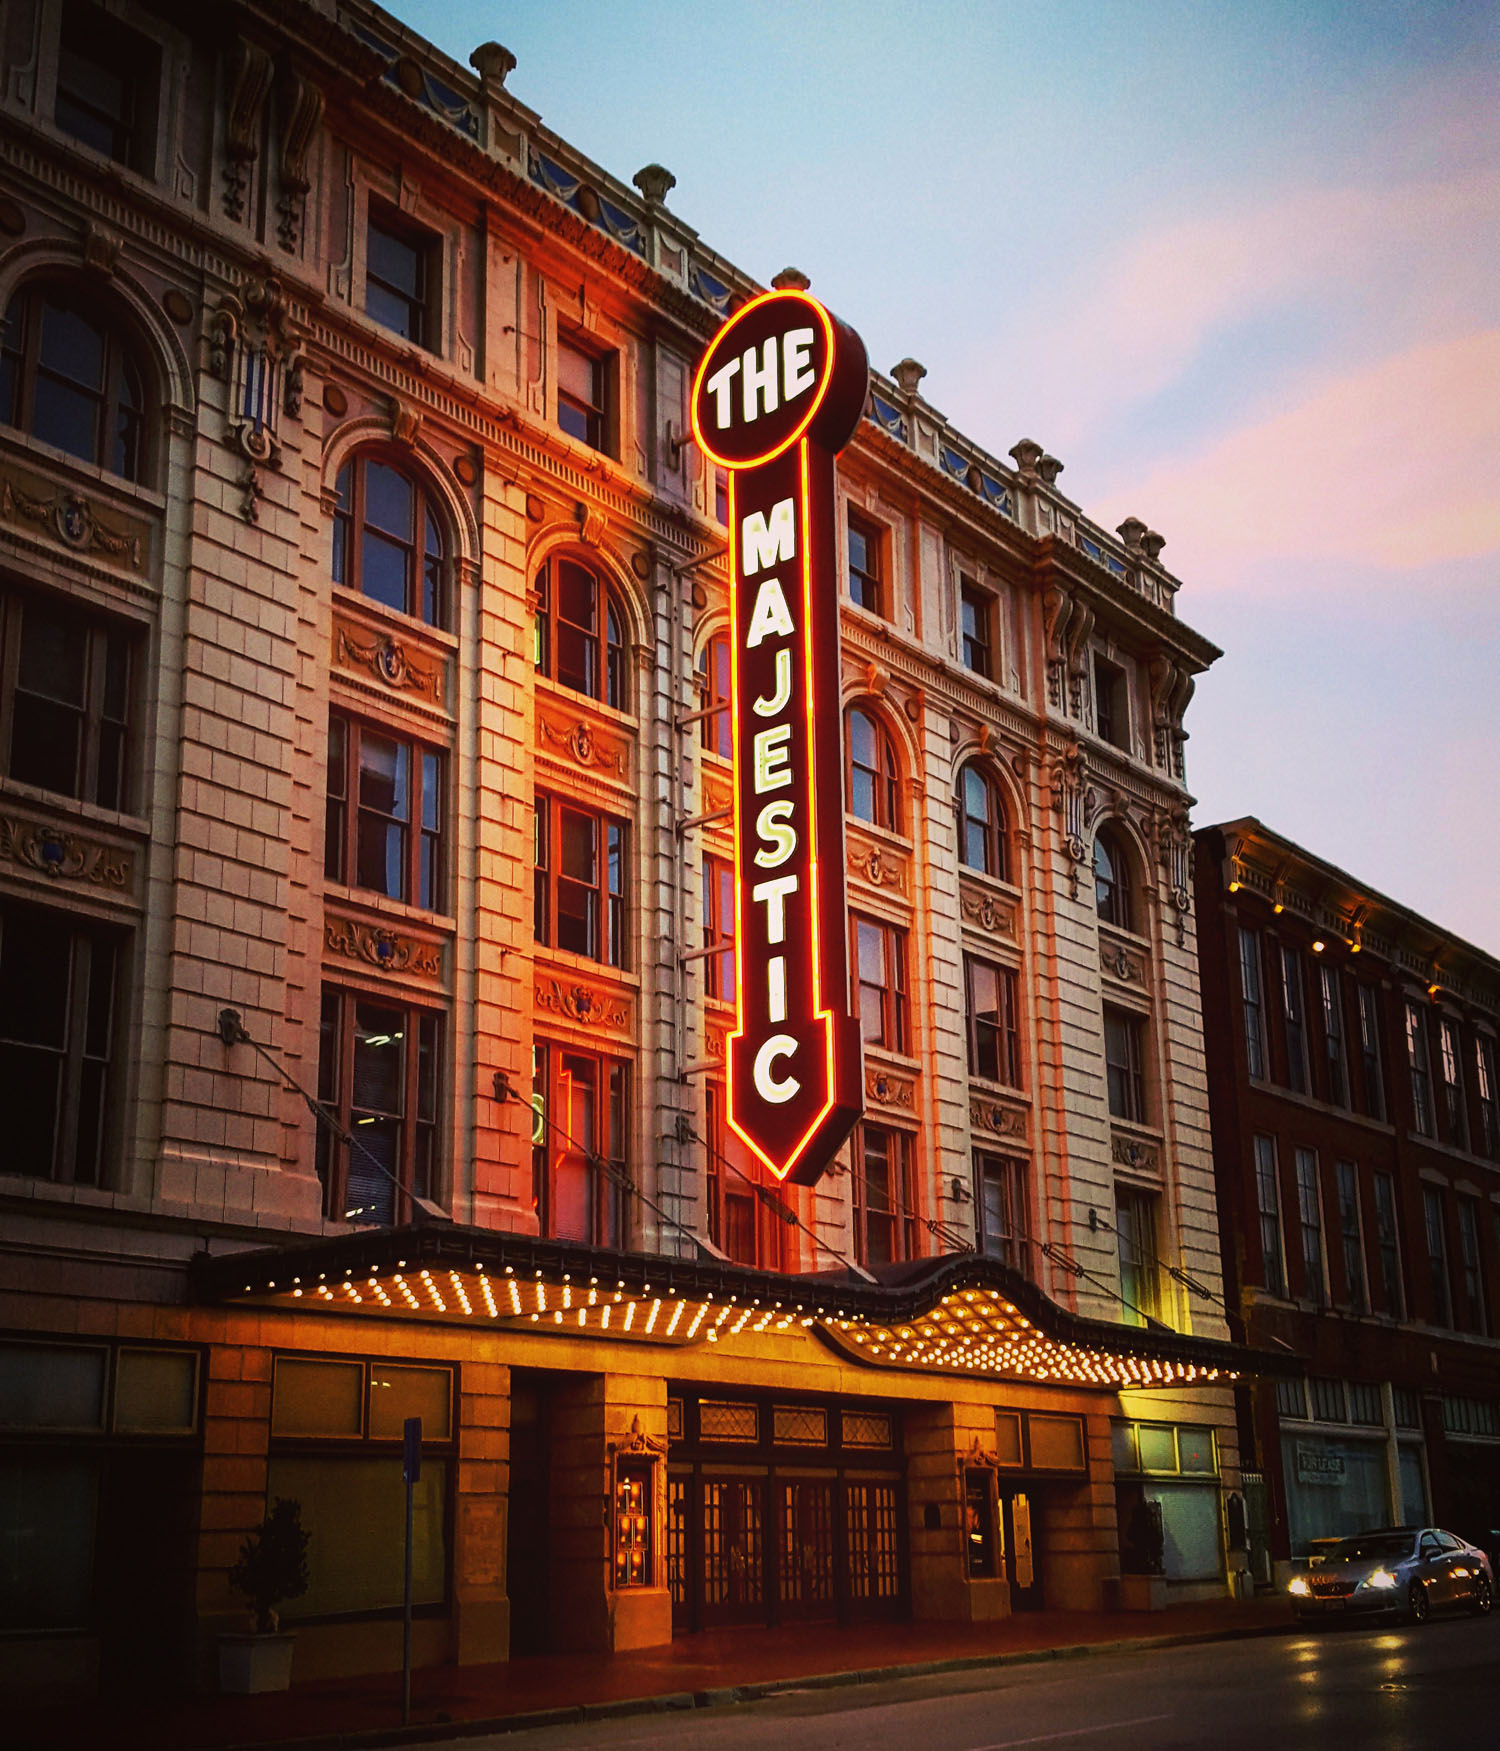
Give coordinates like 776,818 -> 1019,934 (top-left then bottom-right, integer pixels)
403,0 -> 1499,952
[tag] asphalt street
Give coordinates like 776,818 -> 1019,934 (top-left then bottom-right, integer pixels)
426,1615 -> 1500,1751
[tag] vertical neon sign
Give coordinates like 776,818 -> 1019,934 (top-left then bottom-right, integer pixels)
690,290 -> 868,1187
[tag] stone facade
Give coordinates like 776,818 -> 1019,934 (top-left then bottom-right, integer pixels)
0,0 -> 1254,1701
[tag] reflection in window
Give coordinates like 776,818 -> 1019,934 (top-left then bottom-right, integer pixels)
697,634 -> 732,759
325,714 -> 443,911
852,914 -> 907,1053
0,284 -> 144,480
558,337 -> 609,452
365,208 -> 434,347
955,764 -> 1008,881
531,1039 -> 627,1246
853,1122 -> 915,1265
847,510 -> 885,615
55,3 -> 154,171
332,453 -> 445,626
965,955 -> 1021,1088
534,556 -> 628,710
1093,830 -> 1132,931
1114,1184 -> 1160,1325
1103,1006 -> 1146,1123
975,1151 -> 1029,1274
846,708 -> 900,831
702,854 -> 735,1002
533,793 -> 627,968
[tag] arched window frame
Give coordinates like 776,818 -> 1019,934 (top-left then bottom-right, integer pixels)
1094,827 -> 1135,932
955,762 -> 1009,883
533,552 -> 630,713
696,631 -> 732,760
331,449 -> 449,629
846,705 -> 902,834
0,279 -> 148,483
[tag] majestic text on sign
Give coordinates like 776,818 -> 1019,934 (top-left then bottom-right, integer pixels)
690,289 -> 869,1186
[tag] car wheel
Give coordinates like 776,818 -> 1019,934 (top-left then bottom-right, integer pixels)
1408,1581 -> 1430,1624
1470,1575 -> 1493,1617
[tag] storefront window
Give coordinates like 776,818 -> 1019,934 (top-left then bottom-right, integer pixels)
1279,1430 -> 1391,1556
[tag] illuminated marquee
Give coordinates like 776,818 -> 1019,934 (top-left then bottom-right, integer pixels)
690,289 -> 869,1186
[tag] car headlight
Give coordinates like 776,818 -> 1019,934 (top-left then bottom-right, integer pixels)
1359,1569 -> 1398,1590
1289,1575 -> 1310,1596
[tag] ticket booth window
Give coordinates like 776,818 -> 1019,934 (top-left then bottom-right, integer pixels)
964,1468 -> 997,1578
615,1461 -> 654,1588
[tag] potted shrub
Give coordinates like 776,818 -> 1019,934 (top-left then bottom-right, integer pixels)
218,1498 -> 310,1693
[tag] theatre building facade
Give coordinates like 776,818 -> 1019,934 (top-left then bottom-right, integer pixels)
1195,820 -> 1500,1583
0,0 -> 1278,1701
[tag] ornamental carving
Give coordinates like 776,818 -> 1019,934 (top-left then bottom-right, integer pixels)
1111,1133 -> 1160,1173
209,275 -> 304,486
0,476 -> 144,571
866,1068 -> 915,1110
969,1097 -> 1029,1142
1100,938 -> 1146,984
276,68 -> 325,251
609,1414 -> 667,1458
960,886 -> 1016,939
334,622 -> 443,705
535,976 -> 630,1030
537,711 -> 628,779
1047,740 -> 1090,893
221,37 -> 273,222
324,918 -> 442,977
701,769 -> 733,820
0,816 -> 131,889
957,1436 -> 1001,1474
848,841 -> 908,893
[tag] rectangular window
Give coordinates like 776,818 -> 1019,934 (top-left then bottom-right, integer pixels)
1424,1185 -> 1451,1327
1357,984 -> 1386,1121
847,510 -> 885,617
1253,1134 -> 1286,1298
1114,1183 -> 1160,1326
965,955 -> 1021,1088
702,855 -> 735,1004
530,1039 -> 628,1248
1280,946 -> 1308,1094
1320,964 -> 1348,1107
1092,653 -> 1128,750
0,899 -> 119,1186
853,1122 -> 916,1266
1294,1147 -> 1325,1305
1239,928 -> 1267,1081
852,915 -> 908,1054
325,713 -> 444,911
1103,1006 -> 1147,1124
533,793 -> 628,968
1477,1037 -> 1499,1159
1347,1382 -> 1383,1427
1457,1197 -> 1488,1336
1335,1159 -> 1365,1313
1406,1003 -> 1434,1136
54,2 -> 156,172
365,204 -> 435,348
1311,1377 -> 1346,1423
1275,1378 -> 1307,1420
964,1469 -> 996,1577
2,589 -> 133,810
557,335 -> 611,453
1439,1020 -> 1467,1149
315,987 -> 442,1225
959,579 -> 995,679
1372,1171 -> 1404,1317
974,1151 -> 1030,1275
703,1083 -> 785,1271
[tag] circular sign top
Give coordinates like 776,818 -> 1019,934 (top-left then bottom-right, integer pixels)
690,288 -> 868,469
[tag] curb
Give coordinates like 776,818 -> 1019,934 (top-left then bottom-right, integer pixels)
225,1616 -> 1295,1751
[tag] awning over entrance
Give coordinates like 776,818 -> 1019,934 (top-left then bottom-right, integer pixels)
193,1225 -> 1297,1389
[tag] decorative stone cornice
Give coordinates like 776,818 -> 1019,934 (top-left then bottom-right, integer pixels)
0,471 -> 147,572
960,881 -> 1017,941
0,816 -> 131,889
1111,1131 -> 1161,1174
848,835 -> 909,896
535,975 -> 631,1031
1100,933 -> 1147,985
324,917 -> 442,978
536,708 -> 630,779
866,1067 -> 916,1111
334,618 -> 444,706
969,1095 -> 1029,1143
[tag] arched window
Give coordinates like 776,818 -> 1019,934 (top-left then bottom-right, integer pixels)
697,633 -> 731,760
0,282 -> 145,482
1094,828 -> 1133,931
956,763 -> 1008,881
846,707 -> 900,832
534,555 -> 628,711
332,452 -> 446,627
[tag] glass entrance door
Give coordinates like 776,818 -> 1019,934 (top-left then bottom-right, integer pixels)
701,1476 -> 765,1623
777,1479 -> 836,1618
1000,1487 -> 1043,1609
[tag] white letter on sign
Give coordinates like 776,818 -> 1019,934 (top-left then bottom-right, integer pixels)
753,800 -> 796,868
753,725 -> 792,793
782,327 -> 815,400
742,338 -> 779,422
753,1034 -> 800,1104
741,499 -> 796,575
753,648 -> 792,718
752,874 -> 798,943
705,356 -> 740,429
745,578 -> 795,648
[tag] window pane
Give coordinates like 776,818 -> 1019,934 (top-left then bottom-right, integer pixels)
363,461 -> 414,540
1028,1415 -> 1085,1472
271,1357 -> 363,1437
369,1364 -> 452,1441
367,227 -> 422,302
0,1342 -> 106,1429
0,1453 -> 99,1630
114,1348 -> 197,1433
1177,1426 -> 1216,1473
352,1004 -> 405,1115
1137,1424 -> 1176,1471
360,529 -> 410,615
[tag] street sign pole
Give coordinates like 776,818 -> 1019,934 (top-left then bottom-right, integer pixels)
402,1415 -> 420,1725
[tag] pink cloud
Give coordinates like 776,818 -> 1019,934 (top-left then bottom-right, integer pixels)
1095,329 -> 1500,585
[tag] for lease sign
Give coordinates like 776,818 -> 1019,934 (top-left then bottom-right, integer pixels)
690,289 -> 868,1187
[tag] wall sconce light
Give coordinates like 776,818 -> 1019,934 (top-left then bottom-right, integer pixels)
1312,940 -> 1325,954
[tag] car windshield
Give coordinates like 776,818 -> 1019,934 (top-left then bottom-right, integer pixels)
1330,1534 -> 1416,1561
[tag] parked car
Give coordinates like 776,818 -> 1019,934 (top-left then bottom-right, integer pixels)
1288,1526 -> 1493,1623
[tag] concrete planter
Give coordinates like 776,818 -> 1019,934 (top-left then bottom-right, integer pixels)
1116,1574 -> 1169,1612
217,1632 -> 295,1694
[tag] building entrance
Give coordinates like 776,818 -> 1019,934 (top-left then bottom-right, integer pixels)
1000,1486 -> 1043,1610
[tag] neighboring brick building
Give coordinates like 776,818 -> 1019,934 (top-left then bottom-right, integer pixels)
1195,819 -> 1500,1581
1,0 -> 1273,1703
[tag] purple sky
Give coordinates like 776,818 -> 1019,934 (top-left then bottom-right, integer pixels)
398,0 -> 1500,953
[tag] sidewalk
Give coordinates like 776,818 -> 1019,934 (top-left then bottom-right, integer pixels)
13,1597 -> 1295,1751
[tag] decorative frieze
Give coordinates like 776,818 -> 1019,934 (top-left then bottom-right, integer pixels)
0,816 -> 131,888
969,1095 -> 1029,1143
848,837 -> 908,895
334,618 -> 444,706
537,708 -> 629,779
535,975 -> 631,1032
324,917 -> 442,978
1111,1132 -> 1161,1173
960,881 -> 1016,940
0,473 -> 146,572
866,1067 -> 915,1110
1099,934 -> 1147,984
700,767 -> 733,822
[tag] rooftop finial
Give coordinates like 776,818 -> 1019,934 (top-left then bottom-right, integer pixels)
771,266 -> 811,291
633,164 -> 677,205
470,42 -> 517,88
